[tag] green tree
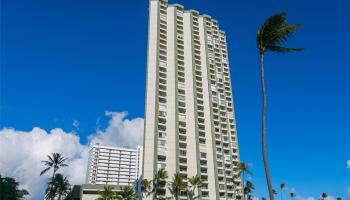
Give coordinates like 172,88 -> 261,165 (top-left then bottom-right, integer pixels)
243,181 -> 255,200
40,153 -> 68,179
115,186 -> 136,200
237,162 -> 252,199
280,183 -> 285,200
97,185 -> 116,200
45,173 -> 70,200
256,13 -> 303,200
188,175 -> 202,200
0,175 -> 29,200
290,192 -> 296,200
152,168 -> 168,199
336,197 -> 341,200
262,197 -> 267,200
321,193 -> 327,200
141,179 -> 152,198
169,172 -> 187,200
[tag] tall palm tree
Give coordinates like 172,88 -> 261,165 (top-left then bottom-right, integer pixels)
40,153 -> 68,179
237,162 -> 252,199
115,186 -> 136,200
321,193 -> 328,200
45,173 -> 70,200
141,179 -> 152,198
290,192 -> 296,200
188,175 -> 202,200
153,168 -> 168,199
169,172 -> 187,200
280,183 -> 286,200
243,181 -> 255,200
97,185 -> 116,200
256,13 -> 303,200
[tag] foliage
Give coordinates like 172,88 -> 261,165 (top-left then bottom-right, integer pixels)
97,185 -> 116,200
40,153 -> 68,177
188,175 -> 202,200
0,175 -> 29,200
115,186 -> 136,200
169,172 -> 187,200
45,173 -> 70,200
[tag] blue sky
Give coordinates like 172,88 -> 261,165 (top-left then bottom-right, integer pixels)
1,0 -> 350,199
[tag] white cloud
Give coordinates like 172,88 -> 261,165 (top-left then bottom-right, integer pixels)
72,119 -> 80,130
0,127 -> 88,200
296,196 -> 315,200
89,111 -> 144,148
347,160 -> 350,169
325,196 -> 335,200
0,112 -> 144,200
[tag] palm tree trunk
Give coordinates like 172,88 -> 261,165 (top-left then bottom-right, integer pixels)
260,52 -> 274,200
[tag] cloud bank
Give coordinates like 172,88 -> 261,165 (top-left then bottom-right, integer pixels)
0,112 -> 144,200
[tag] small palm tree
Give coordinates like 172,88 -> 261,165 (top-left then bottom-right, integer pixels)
336,197 -> 341,200
97,185 -> 116,200
169,172 -> 187,200
188,175 -> 202,200
45,173 -> 70,200
243,181 -> 255,200
290,192 -> 296,200
115,186 -> 136,200
262,197 -> 267,200
321,193 -> 328,200
280,183 -> 285,200
40,153 -> 68,179
141,179 -> 152,198
256,12 -> 303,200
237,162 -> 252,199
153,168 -> 168,199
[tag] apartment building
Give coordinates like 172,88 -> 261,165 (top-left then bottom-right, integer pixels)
86,144 -> 143,186
142,0 -> 243,199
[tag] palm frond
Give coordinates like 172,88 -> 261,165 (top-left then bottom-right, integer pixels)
40,167 -> 51,176
266,45 -> 304,53
257,12 -> 303,53
257,12 -> 287,49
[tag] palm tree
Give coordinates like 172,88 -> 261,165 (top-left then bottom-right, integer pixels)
169,172 -> 187,200
243,181 -> 255,200
97,185 -> 116,200
336,197 -> 341,200
152,168 -> 168,199
40,153 -> 68,179
237,162 -> 252,199
280,183 -> 286,200
188,175 -> 202,200
290,192 -> 296,200
262,197 -> 267,200
321,193 -> 328,200
0,174 -> 29,200
256,13 -> 303,200
45,173 -> 70,200
141,179 -> 152,198
115,186 -> 136,200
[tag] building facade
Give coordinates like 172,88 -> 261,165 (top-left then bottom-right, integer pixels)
143,0 -> 243,199
86,144 -> 143,186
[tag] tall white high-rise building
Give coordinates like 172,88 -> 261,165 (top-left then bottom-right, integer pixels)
86,144 -> 143,186
143,0 -> 243,199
